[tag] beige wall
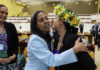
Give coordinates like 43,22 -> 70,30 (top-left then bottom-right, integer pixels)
0,0 -> 25,17
25,1 -> 98,15
98,0 -> 100,13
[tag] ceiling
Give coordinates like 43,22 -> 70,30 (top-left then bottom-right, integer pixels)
14,0 -> 96,4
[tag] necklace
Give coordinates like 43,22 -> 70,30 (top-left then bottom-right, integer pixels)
59,36 -> 64,42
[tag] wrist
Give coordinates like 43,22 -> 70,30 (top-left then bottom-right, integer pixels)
0,58 -> 1,63
73,46 -> 78,53
9,54 -> 16,61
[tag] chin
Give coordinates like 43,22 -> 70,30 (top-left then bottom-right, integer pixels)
46,29 -> 50,32
53,27 -> 56,30
54,28 -> 58,31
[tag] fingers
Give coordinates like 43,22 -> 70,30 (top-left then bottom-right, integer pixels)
84,47 -> 88,52
4,59 -> 10,63
0,58 -> 10,64
76,38 -> 80,43
84,49 -> 89,53
78,42 -> 85,46
80,46 -> 89,52
85,47 -> 88,49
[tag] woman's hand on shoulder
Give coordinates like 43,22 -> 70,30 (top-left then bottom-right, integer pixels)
73,38 -> 88,53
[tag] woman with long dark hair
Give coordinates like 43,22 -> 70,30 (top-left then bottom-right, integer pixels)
53,4 -> 96,70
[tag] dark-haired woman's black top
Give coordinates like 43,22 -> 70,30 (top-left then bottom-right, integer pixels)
54,31 -> 96,70
4,22 -> 19,64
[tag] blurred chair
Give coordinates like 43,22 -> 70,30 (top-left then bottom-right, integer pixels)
81,36 -> 88,46
77,32 -> 81,35
23,31 -> 29,34
81,36 -> 88,41
18,36 -> 21,41
24,47 -> 28,65
21,35 -> 29,41
28,31 -> 31,33
24,47 -> 28,57
50,67 -> 55,70
28,35 -> 31,40
88,51 -> 94,59
88,51 -> 97,70
84,32 -> 90,35
18,47 -> 20,54
95,64 -> 98,70
17,31 -> 20,33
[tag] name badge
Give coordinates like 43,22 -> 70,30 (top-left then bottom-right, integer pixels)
0,44 -> 4,50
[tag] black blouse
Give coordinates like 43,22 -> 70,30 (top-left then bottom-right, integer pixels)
54,31 -> 96,70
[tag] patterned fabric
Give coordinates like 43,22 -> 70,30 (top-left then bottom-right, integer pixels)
0,33 -> 18,70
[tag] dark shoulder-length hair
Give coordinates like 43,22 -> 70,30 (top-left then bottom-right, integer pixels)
63,10 -> 78,34
31,11 -> 52,42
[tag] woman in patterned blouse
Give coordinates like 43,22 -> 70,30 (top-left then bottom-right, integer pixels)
0,4 -> 19,70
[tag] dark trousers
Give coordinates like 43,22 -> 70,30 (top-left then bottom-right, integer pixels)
80,29 -> 83,34
95,35 -> 99,44
98,34 -> 100,50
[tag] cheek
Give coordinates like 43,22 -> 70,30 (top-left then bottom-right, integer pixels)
37,22 -> 44,30
55,20 -> 59,26
5,16 -> 7,18
0,13 -> 2,17
53,20 -> 58,29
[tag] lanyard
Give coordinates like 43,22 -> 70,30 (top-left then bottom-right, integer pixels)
0,26 -> 5,41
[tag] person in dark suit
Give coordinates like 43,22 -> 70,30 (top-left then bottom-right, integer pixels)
92,22 -> 99,44
0,4 -> 19,69
53,5 -> 96,70
79,22 -> 84,34
97,22 -> 100,50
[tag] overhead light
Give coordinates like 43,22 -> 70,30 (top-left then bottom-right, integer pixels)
53,3 -> 55,6
27,6 -> 29,8
76,2 -> 78,5
88,3 -> 91,5
45,5 -> 47,7
95,1 -> 98,4
65,4 -> 67,6
33,1 -> 38,2
21,1 -> 30,2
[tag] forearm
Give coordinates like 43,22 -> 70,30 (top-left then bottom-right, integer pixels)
73,46 -> 78,53
9,54 -> 16,61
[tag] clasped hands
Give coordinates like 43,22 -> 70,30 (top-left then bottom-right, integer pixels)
0,54 -> 16,64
